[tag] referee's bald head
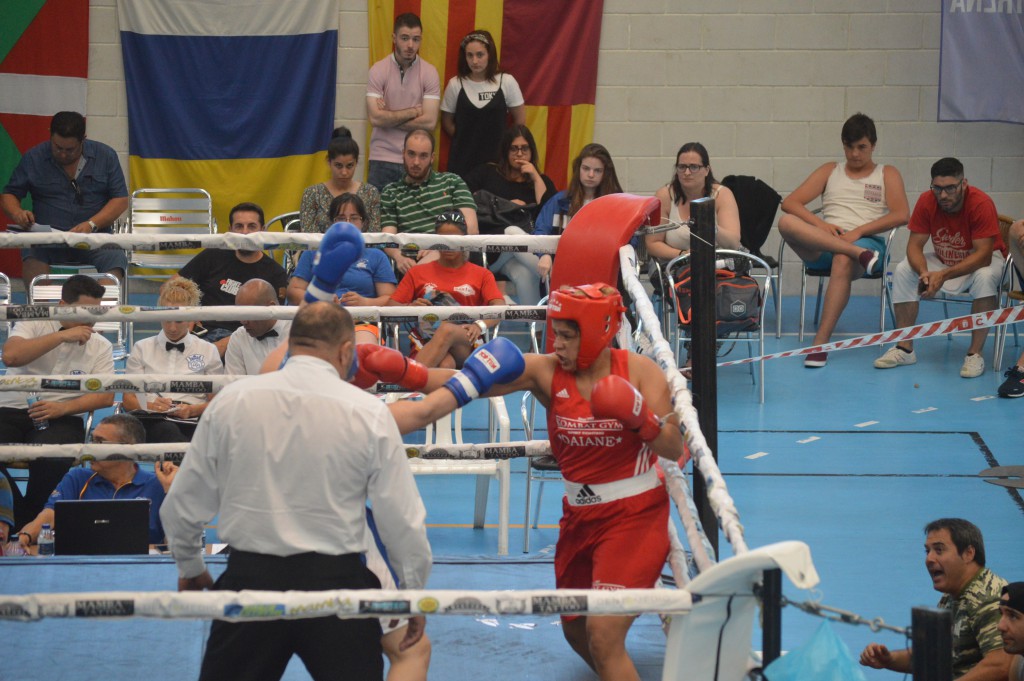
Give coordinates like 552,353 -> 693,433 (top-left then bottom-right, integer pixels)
290,302 -> 354,352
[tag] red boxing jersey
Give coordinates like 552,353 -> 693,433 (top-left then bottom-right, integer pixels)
547,349 -> 656,484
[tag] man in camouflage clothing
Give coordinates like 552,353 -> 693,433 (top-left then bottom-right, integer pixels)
860,518 -> 1013,679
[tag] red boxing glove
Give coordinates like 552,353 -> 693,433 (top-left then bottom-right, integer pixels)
591,375 -> 662,442
363,345 -> 429,391
351,344 -> 384,389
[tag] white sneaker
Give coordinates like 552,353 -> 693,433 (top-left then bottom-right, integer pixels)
960,353 -> 985,378
874,346 -> 917,369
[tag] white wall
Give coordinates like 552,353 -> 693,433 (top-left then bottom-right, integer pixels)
86,0 -> 1023,293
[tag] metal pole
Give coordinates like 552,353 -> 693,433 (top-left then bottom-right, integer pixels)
689,196 -> 719,556
912,607 -> 952,681
761,569 -> 783,666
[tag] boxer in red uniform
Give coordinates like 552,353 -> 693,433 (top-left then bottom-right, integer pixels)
360,283 -> 688,681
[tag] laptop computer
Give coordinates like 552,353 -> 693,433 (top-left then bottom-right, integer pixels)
53,499 -> 151,556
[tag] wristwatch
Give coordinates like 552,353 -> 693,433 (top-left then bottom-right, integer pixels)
88,220 -> 98,232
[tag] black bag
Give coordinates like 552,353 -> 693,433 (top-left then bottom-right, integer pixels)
473,189 -> 535,235
673,267 -> 761,335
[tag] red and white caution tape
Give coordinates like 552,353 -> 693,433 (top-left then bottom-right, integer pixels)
717,304 -> 1024,367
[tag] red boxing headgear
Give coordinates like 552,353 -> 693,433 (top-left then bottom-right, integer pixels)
548,283 -> 625,369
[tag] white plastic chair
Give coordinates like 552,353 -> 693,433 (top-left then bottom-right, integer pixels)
392,394 -> 512,556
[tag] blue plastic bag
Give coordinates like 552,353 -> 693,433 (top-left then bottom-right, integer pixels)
763,621 -> 867,681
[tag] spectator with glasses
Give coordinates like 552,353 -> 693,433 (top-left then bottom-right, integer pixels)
875,157 -> 1007,378
287,194 -> 397,346
646,142 -> 743,266
1,111 -> 129,290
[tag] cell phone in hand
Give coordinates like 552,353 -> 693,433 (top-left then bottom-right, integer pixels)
918,279 -> 928,294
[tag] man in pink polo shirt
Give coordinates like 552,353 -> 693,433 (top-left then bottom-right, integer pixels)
365,13 -> 441,191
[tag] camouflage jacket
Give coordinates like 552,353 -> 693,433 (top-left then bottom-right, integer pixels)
937,567 -> 1007,678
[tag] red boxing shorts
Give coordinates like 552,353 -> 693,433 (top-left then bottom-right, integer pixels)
554,486 -> 669,619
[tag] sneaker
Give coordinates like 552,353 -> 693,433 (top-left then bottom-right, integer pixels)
804,352 -> 828,368
874,346 -> 917,369
858,249 -> 881,276
998,366 -> 1024,397
960,353 -> 985,378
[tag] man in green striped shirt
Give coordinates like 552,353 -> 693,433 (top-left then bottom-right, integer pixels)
381,129 -> 478,274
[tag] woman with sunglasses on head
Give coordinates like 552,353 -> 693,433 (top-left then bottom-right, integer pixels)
645,142 -> 742,265
300,126 -> 382,234
441,29 -> 526,177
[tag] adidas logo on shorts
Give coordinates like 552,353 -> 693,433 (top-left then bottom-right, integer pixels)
555,388 -> 569,399
574,484 -> 602,505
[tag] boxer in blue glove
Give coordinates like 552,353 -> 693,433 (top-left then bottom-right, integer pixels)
304,221 -> 365,304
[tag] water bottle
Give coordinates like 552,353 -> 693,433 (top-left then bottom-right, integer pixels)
26,392 -> 49,431
37,524 -> 54,556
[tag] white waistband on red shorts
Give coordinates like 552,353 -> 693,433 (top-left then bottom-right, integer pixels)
563,467 -> 660,507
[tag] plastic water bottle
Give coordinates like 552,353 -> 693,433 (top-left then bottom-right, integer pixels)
25,392 -> 49,430
37,524 -> 54,556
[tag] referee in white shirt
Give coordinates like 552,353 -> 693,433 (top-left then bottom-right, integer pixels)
160,302 -> 432,681
223,278 -> 290,376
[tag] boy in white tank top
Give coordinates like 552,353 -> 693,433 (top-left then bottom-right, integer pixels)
778,113 -> 909,367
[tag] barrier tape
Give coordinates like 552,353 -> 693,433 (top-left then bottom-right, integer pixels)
0,440 -> 553,465
717,303 -> 1024,367
0,587 -> 696,622
0,303 -> 546,324
0,231 -> 561,254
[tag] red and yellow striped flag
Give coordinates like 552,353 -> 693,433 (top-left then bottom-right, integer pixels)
368,0 -> 603,190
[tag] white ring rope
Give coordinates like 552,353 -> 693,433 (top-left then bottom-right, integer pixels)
0,303 -> 546,324
0,373 -> 242,393
618,246 -> 749,557
0,231 -> 561,254
718,303 -> 1024,367
0,440 -> 554,465
0,587 -> 696,622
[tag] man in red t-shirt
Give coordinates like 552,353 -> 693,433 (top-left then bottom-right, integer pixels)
387,211 -> 504,368
875,157 -> 1007,378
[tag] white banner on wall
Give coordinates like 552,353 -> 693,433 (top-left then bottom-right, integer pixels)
938,0 -> 1024,125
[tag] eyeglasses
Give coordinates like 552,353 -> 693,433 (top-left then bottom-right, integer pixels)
930,179 -> 963,196
509,145 -> 531,155
435,211 -> 465,225
676,164 -> 706,174
69,178 -> 84,205
333,214 -> 364,224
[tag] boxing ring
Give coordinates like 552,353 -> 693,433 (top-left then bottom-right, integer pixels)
0,196 -> 825,680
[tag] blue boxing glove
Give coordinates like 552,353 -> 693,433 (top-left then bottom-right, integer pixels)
304,222 -> 364,304
443,337 -> 525,407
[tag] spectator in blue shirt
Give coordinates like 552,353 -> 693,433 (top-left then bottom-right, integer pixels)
1,111 -> 129,289
15,413 -> 176,548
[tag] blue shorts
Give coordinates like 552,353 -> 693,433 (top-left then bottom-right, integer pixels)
803,234 -> 885,276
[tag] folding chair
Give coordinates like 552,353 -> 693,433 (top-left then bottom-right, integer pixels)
125,188 -> 216,347
994,215 -> 1022,367
394,394 -> 512,556
29,272 -> 127,361
264,210 -> 302,275
665,250 -> 772,403
885,215 -> 1017,372
0,271 -> 9,362
779,226 -> 898,342
721,175 -> 783,337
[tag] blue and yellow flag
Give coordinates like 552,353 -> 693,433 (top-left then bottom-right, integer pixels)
117,0 -> 338,228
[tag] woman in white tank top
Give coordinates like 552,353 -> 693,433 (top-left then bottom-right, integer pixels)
647,142 -> 742,264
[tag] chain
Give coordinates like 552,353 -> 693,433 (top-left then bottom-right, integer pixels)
780,591 -> 910,636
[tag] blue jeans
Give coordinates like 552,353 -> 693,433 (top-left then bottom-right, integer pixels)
366,161 -> 404,192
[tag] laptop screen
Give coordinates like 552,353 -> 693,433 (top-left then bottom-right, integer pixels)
53,499 -> 151,556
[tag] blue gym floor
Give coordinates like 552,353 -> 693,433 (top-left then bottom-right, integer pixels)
2,294 -> 1022,680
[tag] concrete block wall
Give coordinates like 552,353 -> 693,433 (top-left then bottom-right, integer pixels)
86,0 -> 1023,295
